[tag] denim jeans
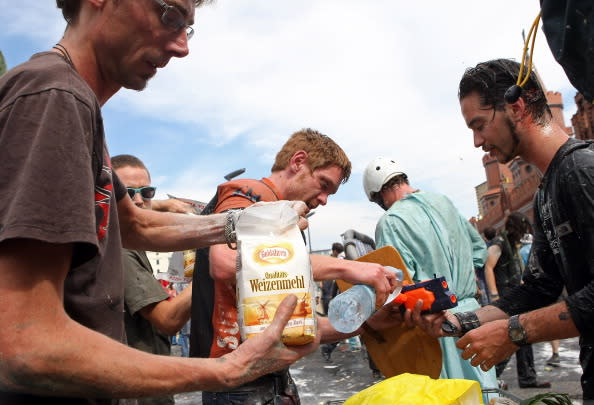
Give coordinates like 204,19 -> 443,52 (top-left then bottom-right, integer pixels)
495,344 -> 537,385
202,370 -> 299,405
179,333 -> 190,357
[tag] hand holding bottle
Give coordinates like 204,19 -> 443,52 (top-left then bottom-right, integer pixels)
328,266 -> 404,333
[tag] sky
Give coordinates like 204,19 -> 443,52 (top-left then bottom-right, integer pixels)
0,1 -> 578,252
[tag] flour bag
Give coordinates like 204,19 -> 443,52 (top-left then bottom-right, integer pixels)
236,201 -> 316,345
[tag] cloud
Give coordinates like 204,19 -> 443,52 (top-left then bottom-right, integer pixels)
1,0 -> 578,250
1,1 -> 65,43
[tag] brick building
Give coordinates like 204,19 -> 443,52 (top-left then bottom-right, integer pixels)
571,92 -> 594,141
472,91 -> 573,234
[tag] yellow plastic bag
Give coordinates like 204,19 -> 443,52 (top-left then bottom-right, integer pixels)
343,373 -> 484,405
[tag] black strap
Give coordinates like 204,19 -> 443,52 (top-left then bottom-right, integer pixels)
258,179 -> 280,200
200,192 -> 219,216
189,191 -> 218,358
92,116 -> 104,180
453,311 -> 481,334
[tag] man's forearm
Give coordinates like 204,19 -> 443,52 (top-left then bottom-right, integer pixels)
439,305 -> 509,338
310,254 -> 345,281
1,317 -> 237,398
121,207 -> 229,252
143,285 -> 193,335
520,301 -> 579,344
122,200 -> 309,253
309,255 -> 389,285
168,284 -> 192,329
484,265 -> 498,298
310,255 -> 395,309
317,317 -> 360,343
475,304 -> 508,324
461,302 -> 579,344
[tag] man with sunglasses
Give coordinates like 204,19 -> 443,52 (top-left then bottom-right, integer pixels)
112,154 -> 194,405
0,1 -> 321,404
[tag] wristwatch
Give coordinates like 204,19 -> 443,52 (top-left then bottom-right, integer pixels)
508,315 -> 529,346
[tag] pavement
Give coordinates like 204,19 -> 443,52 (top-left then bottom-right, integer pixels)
495,337 -> 583,404
174,336 -> 583,405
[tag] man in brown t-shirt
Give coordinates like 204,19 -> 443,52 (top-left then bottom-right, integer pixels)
0,1 -> 319,404
0,1 -> 406,403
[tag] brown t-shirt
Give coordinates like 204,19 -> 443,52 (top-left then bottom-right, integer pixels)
0,52 -> 127,404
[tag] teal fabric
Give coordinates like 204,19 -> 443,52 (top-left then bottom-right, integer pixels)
375,191 -> 497,397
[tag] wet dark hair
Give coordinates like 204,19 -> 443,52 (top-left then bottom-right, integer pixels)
483,226 -> 496,241
504,212 -> 532,247
458,58 -> 551,126
331,242 -> 344,254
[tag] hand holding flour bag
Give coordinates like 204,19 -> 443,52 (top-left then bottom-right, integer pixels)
235,201 -> 316,345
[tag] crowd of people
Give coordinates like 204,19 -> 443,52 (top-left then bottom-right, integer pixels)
0,1 -> 592,405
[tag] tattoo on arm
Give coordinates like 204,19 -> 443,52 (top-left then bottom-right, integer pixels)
558,311 -> 571,321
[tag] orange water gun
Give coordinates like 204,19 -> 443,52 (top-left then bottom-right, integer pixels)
392,277 -> 458,314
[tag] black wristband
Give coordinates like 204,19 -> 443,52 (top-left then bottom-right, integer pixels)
453,311 -> 481,334
441,319 -> 461,336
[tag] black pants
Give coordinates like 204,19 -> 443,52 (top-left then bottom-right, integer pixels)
320,298 -> 338,358
321,341 -> 338,356
368,349 -> 380,373
495,344 -> 537,385
580,342 -> 594,400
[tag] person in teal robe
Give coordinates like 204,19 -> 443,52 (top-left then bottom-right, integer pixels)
363,157 -> 497,401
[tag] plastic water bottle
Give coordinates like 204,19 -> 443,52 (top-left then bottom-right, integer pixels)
328,266 -> 404,333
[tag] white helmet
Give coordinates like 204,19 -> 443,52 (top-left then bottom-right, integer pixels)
363,157 -> 405,202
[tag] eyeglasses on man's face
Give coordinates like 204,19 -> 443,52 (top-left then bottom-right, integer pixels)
127,186 -> 157,200
152,0 -> 195,40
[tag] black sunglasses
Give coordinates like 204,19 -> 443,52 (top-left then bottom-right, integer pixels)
127,186 -> 157,200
